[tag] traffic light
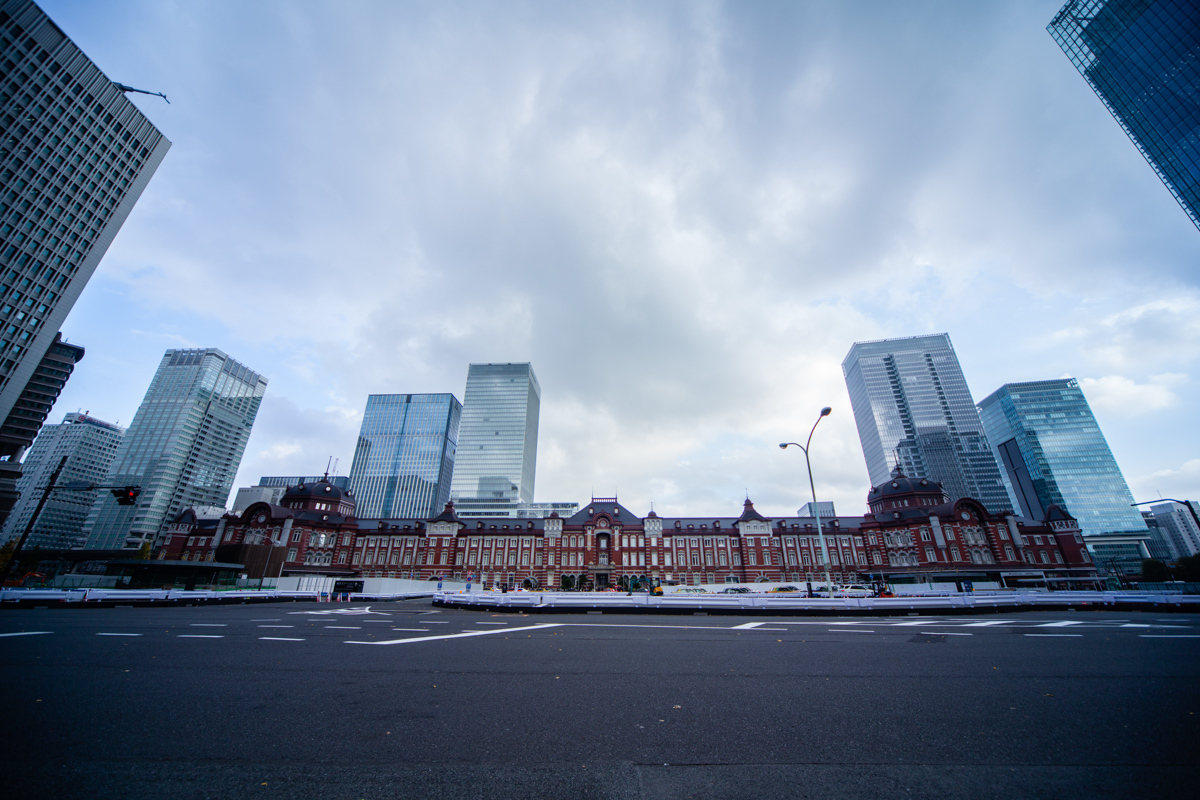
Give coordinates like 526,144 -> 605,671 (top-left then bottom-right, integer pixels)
111,486 -> 140,506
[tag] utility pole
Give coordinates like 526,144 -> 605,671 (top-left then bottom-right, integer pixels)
0,456 -> 67,586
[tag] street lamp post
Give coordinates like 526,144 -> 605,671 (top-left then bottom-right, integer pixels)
780,406 -> 834,598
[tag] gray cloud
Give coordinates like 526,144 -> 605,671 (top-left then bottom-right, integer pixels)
45,0 -> 1200,516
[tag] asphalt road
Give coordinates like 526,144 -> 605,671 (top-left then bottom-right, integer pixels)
1,600 -> 1197,799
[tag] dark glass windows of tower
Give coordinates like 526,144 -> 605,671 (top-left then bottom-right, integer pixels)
347,393 -> 461,520
1048,0 -> 1200,230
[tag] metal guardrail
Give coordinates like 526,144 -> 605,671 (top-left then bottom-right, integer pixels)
432,590 -> 1200,614
0,588 -> 324,604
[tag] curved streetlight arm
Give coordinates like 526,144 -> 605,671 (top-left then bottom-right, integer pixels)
779,407 -> 834,596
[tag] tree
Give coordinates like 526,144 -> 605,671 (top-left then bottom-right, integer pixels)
560,575 -> 574,591
1140,559 -> 1171,583
0,539 -> 14,573
137,540 -> 152,560
1176,554 -> 1200,583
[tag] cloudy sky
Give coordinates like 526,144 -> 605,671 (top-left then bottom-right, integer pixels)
40,0 -> 1200,518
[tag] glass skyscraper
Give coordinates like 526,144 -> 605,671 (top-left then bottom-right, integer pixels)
0,0 -> 168,528
82,349 -> 266,550
843,334 -> 1014,514
347,393 -> 461,520
0,410 -> 123,549
977,378 -> 1148,538
1048,0 -> 1200,230
450,363 -> 540,518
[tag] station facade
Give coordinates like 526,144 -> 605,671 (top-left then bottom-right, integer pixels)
158,470 -> 1099,590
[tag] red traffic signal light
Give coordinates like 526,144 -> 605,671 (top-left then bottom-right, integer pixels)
111,486 -> 140,506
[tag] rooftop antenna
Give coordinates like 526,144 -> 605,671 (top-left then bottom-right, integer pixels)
113,81 -> 169,104
324,456 -> 333,479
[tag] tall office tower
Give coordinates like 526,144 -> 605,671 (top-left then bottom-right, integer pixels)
0,0 -> 170,515
0,410 -> 122,548
347,393 -> 461,519
1147,500 -> 1200,559
450,363 -> 541,518
82,349 -> 266,550
977,379 -> 1147,541
0,332 -> 81,525
843,335 -> 1013,514
1048,0 -> 1200,231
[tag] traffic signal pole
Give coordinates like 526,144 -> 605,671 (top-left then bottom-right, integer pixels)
0,456 -> 67,587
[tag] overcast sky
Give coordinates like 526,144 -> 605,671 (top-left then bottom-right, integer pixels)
39,0 -> 1200,519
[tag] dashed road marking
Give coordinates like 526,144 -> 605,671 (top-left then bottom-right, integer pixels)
1139,635 -> 1200,639
258,625 -> 294,629
0,631 -> 52,637
922,631 -> 972,636
1038,621 -> 1084,627
962,620 -> 1014,627
259,637 -> 305,642
391,628 -> 430,632
324,626 -> 361,630
190,623 -> 227,627
96,633 -> 142,637
178,634 -> 223,639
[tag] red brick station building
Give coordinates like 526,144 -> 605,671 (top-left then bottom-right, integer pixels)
157,470 -> 1099,591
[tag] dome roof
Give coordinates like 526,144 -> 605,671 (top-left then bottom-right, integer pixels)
868,468 -> 942,500
283,479 -> 352,502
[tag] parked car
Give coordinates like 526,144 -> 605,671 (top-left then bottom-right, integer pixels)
838,584 -> 874,597
721,587 -> 751,594
770,585 -> 801,593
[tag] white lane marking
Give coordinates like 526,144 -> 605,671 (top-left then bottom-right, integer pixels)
324,626 -> 362,630
0,631 -> 52,637
827,621 -> 871,625
962,620 -> 1014,627
96,633 -> 142,637
189,623 -> 227,627
347,623 -> 563,646
920,631 -> 973,636
391,628 -> 430,632
424,621 -> 451,624
731,622 -> 766,630
1038,621 -> 1084,627
1139,635 -> 1200,639
891,621 -> 937,626
1120,624 -> 1151,628
750,627 -> 790,631
1024,633 -> 1082,637
475,622 -> 508,625
251,619 -> 280,622
258,625 -> 294,628
259,637 -> 305,642
178,634 -> 223,638
828,629 -> 874,633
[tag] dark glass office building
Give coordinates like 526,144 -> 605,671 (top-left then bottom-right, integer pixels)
348,393 -> 461,520
977,378 -> 1147,537
1049,0 -> 1200,230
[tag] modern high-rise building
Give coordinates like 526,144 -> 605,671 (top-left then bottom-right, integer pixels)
450,363 -> 541,518
0,410 -> 122,548
842,334 -> 1013,514
347,393 -> 461,520
1048,0 -> 1200,231
0,0 -> 170,522
1147,500 -> 1200,559
977,378 -> 1147,541
82,349 -> 266,550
